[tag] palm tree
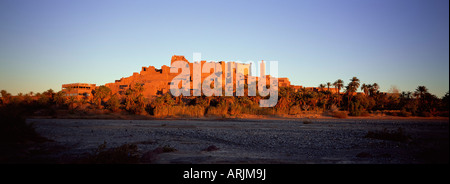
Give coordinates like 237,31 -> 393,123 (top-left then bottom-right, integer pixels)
333,79 -> 344,94
413,86 -> 434,113
326,82 -> 331,91
318,84 -> 326,92
44,89 -> 55,99
332,79 -> 344,107
16,93 -> 24,103
361,83 -> 369,95
401,91 -> 412,99
368,83 -> 379,96
54,91 -> 66,108
442,91 -> 449,110
0,90 -> 8,98
46,89 -> 54,94
346,77 -> 360,98
1,90 -> 12,104
373,83 -> 379,92
414,86 -> 428,99
24,93 -> 33,104
345,77 -> 360,110
348,77 -> 360,93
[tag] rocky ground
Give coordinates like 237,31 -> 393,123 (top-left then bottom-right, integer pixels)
19,118 -> 449,164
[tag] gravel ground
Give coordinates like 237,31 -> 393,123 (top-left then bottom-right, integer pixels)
28,118 -> 449,164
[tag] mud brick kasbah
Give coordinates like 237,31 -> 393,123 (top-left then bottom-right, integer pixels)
61,55 -> 318,99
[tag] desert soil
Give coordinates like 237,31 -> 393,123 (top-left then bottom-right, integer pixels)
25,118 -> 449,164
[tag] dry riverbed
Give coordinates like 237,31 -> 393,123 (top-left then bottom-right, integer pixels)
24,118 -> 449,164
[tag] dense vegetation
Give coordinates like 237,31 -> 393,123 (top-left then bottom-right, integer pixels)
1,77 -> 448,121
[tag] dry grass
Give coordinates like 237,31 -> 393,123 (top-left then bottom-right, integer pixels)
398,110 -> 412,117
360,111 -> 371,117
288,105 -> 302,115
206,105 -> 228,117
154,105 -> 205,118
332,111 -> 348,119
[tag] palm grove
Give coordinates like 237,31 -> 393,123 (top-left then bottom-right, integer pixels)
0,77 -> 449,118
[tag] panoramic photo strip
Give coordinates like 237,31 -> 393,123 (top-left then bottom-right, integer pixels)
0,0 -> 448,182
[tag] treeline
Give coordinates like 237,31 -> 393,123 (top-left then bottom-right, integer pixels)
1,77 -> 449,119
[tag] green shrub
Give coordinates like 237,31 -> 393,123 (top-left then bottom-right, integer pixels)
106,94 -> 121,112
349,101 -> 363,116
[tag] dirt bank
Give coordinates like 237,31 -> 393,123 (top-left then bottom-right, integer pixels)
17,118 -> 448,164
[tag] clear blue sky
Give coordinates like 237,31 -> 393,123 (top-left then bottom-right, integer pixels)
0,0 -> 448,97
